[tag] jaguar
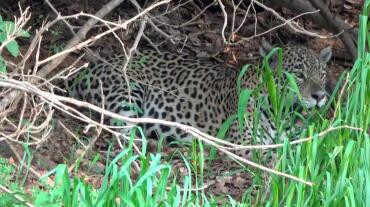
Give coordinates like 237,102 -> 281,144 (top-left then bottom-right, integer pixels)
63,39 -> 332,157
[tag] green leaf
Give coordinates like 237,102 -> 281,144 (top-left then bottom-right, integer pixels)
0,56 -> 6,74
0,22 -> 16,42
285,73 -> 300,94
285,72 -> 302,103
0,21 -> 14,33
207,114 -> 237,166
0,33 -> 6,42
216,115 -> 237,139
0,21 -> 30,37
5,40 -> 19,57
237,89 -> 252,132
16,28 -> 30,38
237,64 -> 250,94
263,47 -> 282,114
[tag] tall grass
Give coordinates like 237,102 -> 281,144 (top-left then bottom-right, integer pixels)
0,1 -> 368,206
264,1 -> 370,205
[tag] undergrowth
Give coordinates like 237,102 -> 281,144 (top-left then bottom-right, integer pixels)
0,1 -> 369,206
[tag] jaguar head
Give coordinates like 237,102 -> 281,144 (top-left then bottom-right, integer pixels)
259,39 -> 332,108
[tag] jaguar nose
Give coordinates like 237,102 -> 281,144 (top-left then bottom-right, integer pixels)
311,91 -> 326,102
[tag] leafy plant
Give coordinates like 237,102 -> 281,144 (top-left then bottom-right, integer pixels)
0,15 -> 30,73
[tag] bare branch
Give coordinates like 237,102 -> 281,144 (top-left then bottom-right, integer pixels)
0,77 -> 364,185
308,0 -> 357,59
0,0 -> 171,111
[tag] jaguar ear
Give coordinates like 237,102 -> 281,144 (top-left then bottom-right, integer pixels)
319,46 -> 332,64
259,38 -> 278,68
259,38 -> 273,57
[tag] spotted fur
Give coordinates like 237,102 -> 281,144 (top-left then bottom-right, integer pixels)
65,41 -> 332,157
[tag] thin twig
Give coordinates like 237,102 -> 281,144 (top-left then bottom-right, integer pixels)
2,78 -> 361,185
0,183 -> 35,207
4,139 -> 55,186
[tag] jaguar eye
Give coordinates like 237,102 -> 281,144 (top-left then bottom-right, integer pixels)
297,73 -> 305,80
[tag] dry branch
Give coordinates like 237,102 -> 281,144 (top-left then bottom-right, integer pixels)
308,0 -> 357,59
38,0 -> 126,77
0,77 -> 363,185
217,0 -> 332,46
0,0 -> 170,112
269,0 -> 358,60
0,78 -> 309,184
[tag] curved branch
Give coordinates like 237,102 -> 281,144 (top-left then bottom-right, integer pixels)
269,0 -> 358,60
308,0 -> 357,59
